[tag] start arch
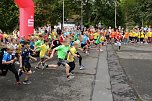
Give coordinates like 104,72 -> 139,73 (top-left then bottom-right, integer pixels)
14,0 -> 34,39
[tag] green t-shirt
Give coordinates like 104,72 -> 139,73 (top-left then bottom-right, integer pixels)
73,34 -> 77,41
75,39 -> 81,47
35,40 -> 44,51
95,36 -> 101,44
55,45 -> 70,60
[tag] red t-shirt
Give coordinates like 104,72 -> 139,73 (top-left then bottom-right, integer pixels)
43,35 -> 48,40
116,34 -> 122,42
59,35 -> 64,43
0,34 -> 3,40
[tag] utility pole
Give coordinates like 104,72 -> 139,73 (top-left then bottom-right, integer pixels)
142,16 -> 144,27
81,0 -> 83,30
115,0 -> 117,28
63,0 -> 65,29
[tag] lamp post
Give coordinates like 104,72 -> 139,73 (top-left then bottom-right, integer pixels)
81,0 -> 83,27
63,0 -> 65,29
115,0 -> 117,28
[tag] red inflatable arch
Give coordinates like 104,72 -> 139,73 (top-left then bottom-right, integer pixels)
14,0 -> 34,39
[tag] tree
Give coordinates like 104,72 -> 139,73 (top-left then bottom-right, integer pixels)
0,0 -> 18,33
120,0 -> 152,28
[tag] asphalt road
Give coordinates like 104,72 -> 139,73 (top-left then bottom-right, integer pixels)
0,50 -> 99,101
1,43 -> 151,101
116,44 -> 152,101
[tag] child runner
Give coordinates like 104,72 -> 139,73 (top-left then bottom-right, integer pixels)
73,35 -> 85,70
67,41 -> 80,75
1,45 -> 21,85
34,35 -> 44,57
95,32 -> 104,52
19,41 -> 37,85
114,32 -> 122,51
35,40 -> 49,69
81,33 -> 89,54
44,38 -> 74,80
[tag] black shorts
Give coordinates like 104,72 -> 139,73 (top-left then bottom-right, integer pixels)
35,51 -> 40,57
68,61 -> 75,69
0,65 -> 7,76
140,38 -> 144,42
129,36 -> 133,41
81,43 -> 86,48
22,62 -> 31,72
57,59 -> 67,67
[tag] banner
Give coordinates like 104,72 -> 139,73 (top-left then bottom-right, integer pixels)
14,0 -> 34,39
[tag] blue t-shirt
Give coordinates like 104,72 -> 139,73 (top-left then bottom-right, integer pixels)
2,51 -> 12,62
30,42 -> 34,50
20,39 -> 24,44
64,32 -> 70,37
81,35 -> 89,44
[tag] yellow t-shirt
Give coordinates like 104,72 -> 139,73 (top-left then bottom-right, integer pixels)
145,34 -> 148,39
94,33 -> 99,40
129,33 -> 133,37
134,33 -> 138,37
67,46 -> 77,62
52,31 -> 57,36
40,44 -> 47,58
147,32 -> 151,37
16,44 -> 22,54
141,33 -> 145,38
150,32 -> 152,37
100,36 -> 105,42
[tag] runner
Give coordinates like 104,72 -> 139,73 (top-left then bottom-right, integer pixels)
19,41 -> 37,85
35,40 -> 49,69
81,32 -> 90,54
1,45 -> 21,85
67,41 -> 80,75
34,35 -> 44,57
114,31 -> 122,51
95,31 -> 104,52
44,38 -> 74,80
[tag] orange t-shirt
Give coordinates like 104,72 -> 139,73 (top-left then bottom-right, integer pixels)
125,32 -> 129,39
111,32 -> 116,38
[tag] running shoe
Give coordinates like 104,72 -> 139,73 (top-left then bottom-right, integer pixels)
40,62 -> 44,66
67,75 -> 75,80
80,65 -> 85,70
69,73 -> 74,76
42,63 -> 48,70
35,66 -> 40,70
23,80 -> 32,85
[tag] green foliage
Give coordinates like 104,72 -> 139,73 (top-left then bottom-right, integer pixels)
0,0 -> 152,33
121,0 -> 152,28
0,0 -> 18,33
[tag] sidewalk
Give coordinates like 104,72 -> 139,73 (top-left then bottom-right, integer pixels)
92,46 -> 113,101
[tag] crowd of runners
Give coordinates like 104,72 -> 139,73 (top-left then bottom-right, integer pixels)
0,25 -> 151,85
